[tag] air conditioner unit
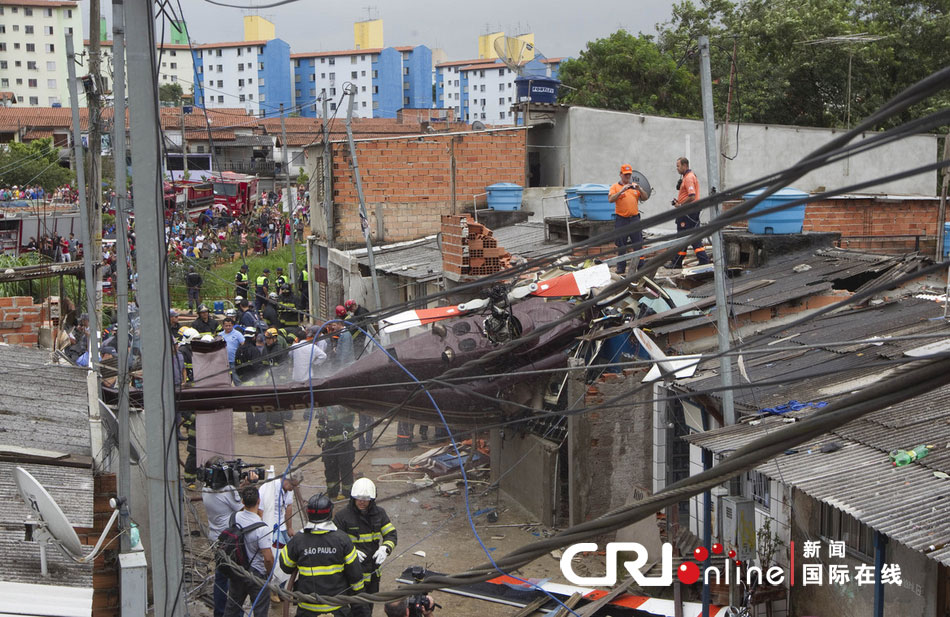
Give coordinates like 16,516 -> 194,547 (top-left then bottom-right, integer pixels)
720,495 -> 756,561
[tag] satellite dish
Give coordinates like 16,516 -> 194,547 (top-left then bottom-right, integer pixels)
629,169 -> 652,201
493,36 -> 548,77
471,121 -> 487,131
14,466 -> 84,559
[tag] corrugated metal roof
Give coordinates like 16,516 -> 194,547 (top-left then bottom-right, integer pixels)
0,346 -> 93,588
685,377 -> 950,567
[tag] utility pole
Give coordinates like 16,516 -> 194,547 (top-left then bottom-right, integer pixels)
111,0 -> 131,554
66,35 -> 100,373
698,36 -> 735,426
125,1 -> 184,614
280,103 -> 296,289
344,86 -> 382,310
321,94 -> 333,244
180,107 -> 188,214
88,0 -> 103,324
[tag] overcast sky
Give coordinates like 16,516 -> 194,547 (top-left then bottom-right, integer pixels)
80,0 -> 676,61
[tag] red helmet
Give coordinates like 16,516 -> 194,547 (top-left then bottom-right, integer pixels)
335,305 -> 347,318
344,299 -> 356,310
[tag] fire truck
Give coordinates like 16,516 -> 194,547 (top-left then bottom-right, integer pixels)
212,172 -> 259,217
163,180 -> 214,221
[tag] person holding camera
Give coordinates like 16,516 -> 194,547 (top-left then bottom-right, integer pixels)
333,478 -> 397,617
670,157 -> 711,269
279,493 -> 365,615
608,164 -> 647,275
223,486 -> 274,617
383,596 -> 437,617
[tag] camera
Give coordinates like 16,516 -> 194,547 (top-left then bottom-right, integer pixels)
199,459 -> 265,489
407,566 -> 442,617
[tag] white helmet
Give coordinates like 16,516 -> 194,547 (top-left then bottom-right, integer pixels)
200,334 -> 215,343
178,326 -> 200,343
351,477 -> 376,500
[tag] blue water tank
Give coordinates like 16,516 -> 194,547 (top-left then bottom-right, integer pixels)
742,187 -> 809,234
565,186 -> 582,218
944,222 -> 950,257
486,182 -> 523,211
514,76 -> 561,104
576,183 -> 613,221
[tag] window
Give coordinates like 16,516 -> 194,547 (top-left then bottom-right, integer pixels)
309,74 -> 315,82
404,96 -> 409,105
351,71 -> 357,78
259,93 -> 265,101
247,47 -> 252,53
26,43 -> 36,53
0,25 -> 4,34
27,61 -> 37,71
350,56 -> 357,64
248,78 -> 253,84
216,49 -> 222,57
309,88 -> 315,96
45,44 -> 54,53
0,79 -> 7,87
170,62 -> 177,69
321,73 -> 325,79
171,76 -> 177,82
248,93 -> 253,100
361,85 -> 366,92
294,73 -> 300,82
362,101 -> 366,107
240,94 -> 246,102
258,46 -> 263,54
295,89 -> 301,98
479,69 -> 485,77
294,59 -> 299,67
238,48 -> 244,57
328,58 -> 335,65
329,87 -> 336,95
217,95 -> 224,103
361,70 -> 366,77
404,67 -> 409,76
258,62 -> 264,70
499,84 -> 505,91
329,72 -> 335,80
66,27 -> 73,35
47,79 -> 56,88
480,84 -> 485,92
372,70 -> 378,79
25,7 -> 33,16
238,79 -> 244,87
749,471 -> 770,509
0,43 -> 5,52
196,145 -> 205,153
320,58 -> 325,64
49,96 -> 59,105
372,101 -> 378,110
44,26 -> 53,35
498,97 -> 505,105
162,62 -> 167,68
372,86 -> 378,94
45,8 -> 53,17
44,60 -> 56,72
258,77 -> 264,85
454,80 -> 459,86
29,96 -> 39,105
16,78 -> 22,85
171,51 -> 177,56
217,80 -> 223,88
820,502 -> 874,560
330,101 -> 336,110
499,111 -> 506,119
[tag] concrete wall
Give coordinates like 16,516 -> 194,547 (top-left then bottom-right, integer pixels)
791,490 -> 937,617
489,430 -> 559,527
553,107 -> 938,199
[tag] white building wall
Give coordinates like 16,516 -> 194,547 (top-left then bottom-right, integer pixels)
292,52 -> 375,117
157,47 -> 195,89
440,66 -> 463,119
462,64 -> 516,125
198,45 -> 261,115
0,2 -> 84,107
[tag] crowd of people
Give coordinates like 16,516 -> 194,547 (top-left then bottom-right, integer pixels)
0,183 -> 80,203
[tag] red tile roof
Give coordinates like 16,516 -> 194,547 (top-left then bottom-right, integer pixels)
437,58 -> 504,68
290,45 -> 415,60
0,0 -> 78,7
88,39 -> 192,50
195,40 -> 269,50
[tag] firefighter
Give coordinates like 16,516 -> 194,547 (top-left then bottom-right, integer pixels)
275,266 -> 288,289
333,478 -> 396,617
277,285 -> 300,328
255,268 -> 271,312
279,493 -> 365,616
319,405 -> 356,500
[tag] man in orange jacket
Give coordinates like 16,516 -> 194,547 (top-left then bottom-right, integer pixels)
608,163 -> 646,275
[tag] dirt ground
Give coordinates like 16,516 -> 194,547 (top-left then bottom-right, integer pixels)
183,411 -> 586,617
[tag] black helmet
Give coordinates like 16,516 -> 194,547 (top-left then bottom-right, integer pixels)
306,493 -> 333,522
197,303 -> 209,313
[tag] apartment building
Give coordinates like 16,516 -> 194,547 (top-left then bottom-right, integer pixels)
436,57 -> 564,125
193,39 -> 292,117
82,40 -> 195,95
0,0 -> 84,107
290,45 -> 432,119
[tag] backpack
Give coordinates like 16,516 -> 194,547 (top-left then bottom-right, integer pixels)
217,512 -> 267,577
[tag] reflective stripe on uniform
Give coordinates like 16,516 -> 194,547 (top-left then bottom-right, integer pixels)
381,523 -> 395,535
279,546 -> 296,568
343,547 -> 359,565
299,601 -> 342,613
298,564 -> 344,576
348,532 -> 383,543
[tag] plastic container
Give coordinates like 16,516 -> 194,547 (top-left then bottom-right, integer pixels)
514,76 -> 561,103
486,183 -> 523,211
576,183 -> 613,221
742,187 -> 809,234
564,186 -> 582,218
213,301 -> 225,313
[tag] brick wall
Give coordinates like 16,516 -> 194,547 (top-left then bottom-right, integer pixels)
330,129 -> 527,244
74,473 -> 120,617
725,196 -> 939,254
0,296 -> 42,346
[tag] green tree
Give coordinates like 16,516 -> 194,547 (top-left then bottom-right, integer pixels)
297,167 -> 309,186
159,82 -> 184,106
557,30 -> 699,117
0,138 -> 73,193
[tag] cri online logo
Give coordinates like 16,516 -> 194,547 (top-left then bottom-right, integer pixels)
560,542 -> 741,587
678,543 -> 738,584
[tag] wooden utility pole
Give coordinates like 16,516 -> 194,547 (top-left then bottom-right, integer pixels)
87,0 -> 103,321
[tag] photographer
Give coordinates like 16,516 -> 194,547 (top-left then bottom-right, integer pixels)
201,460 -> 259,617
383,596 -> 436,617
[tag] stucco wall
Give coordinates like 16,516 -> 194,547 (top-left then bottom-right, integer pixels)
559,107 -> 938,198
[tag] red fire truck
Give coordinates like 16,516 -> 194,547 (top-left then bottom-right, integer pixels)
213,172 -> 259,217
163,180 -> 214,221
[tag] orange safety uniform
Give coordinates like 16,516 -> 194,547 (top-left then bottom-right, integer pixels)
609,182 -> 643,218
673,169 -> 710,268
677,170 -> 699,205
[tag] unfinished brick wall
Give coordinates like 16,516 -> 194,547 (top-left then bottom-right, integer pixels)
724,197 -> 939,254
330,129 -> 527,244
441,214 -> 513,277
75,473 -> 120,617
0,296 -> 41,346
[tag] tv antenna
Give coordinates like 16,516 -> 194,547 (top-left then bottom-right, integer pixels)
14,467 -> 121,576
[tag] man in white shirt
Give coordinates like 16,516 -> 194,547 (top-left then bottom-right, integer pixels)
292,324 -> 328,383
258,471 -> 301,549
223,486 -> 274,617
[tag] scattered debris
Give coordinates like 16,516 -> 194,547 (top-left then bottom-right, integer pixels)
792,263 -> 812,273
